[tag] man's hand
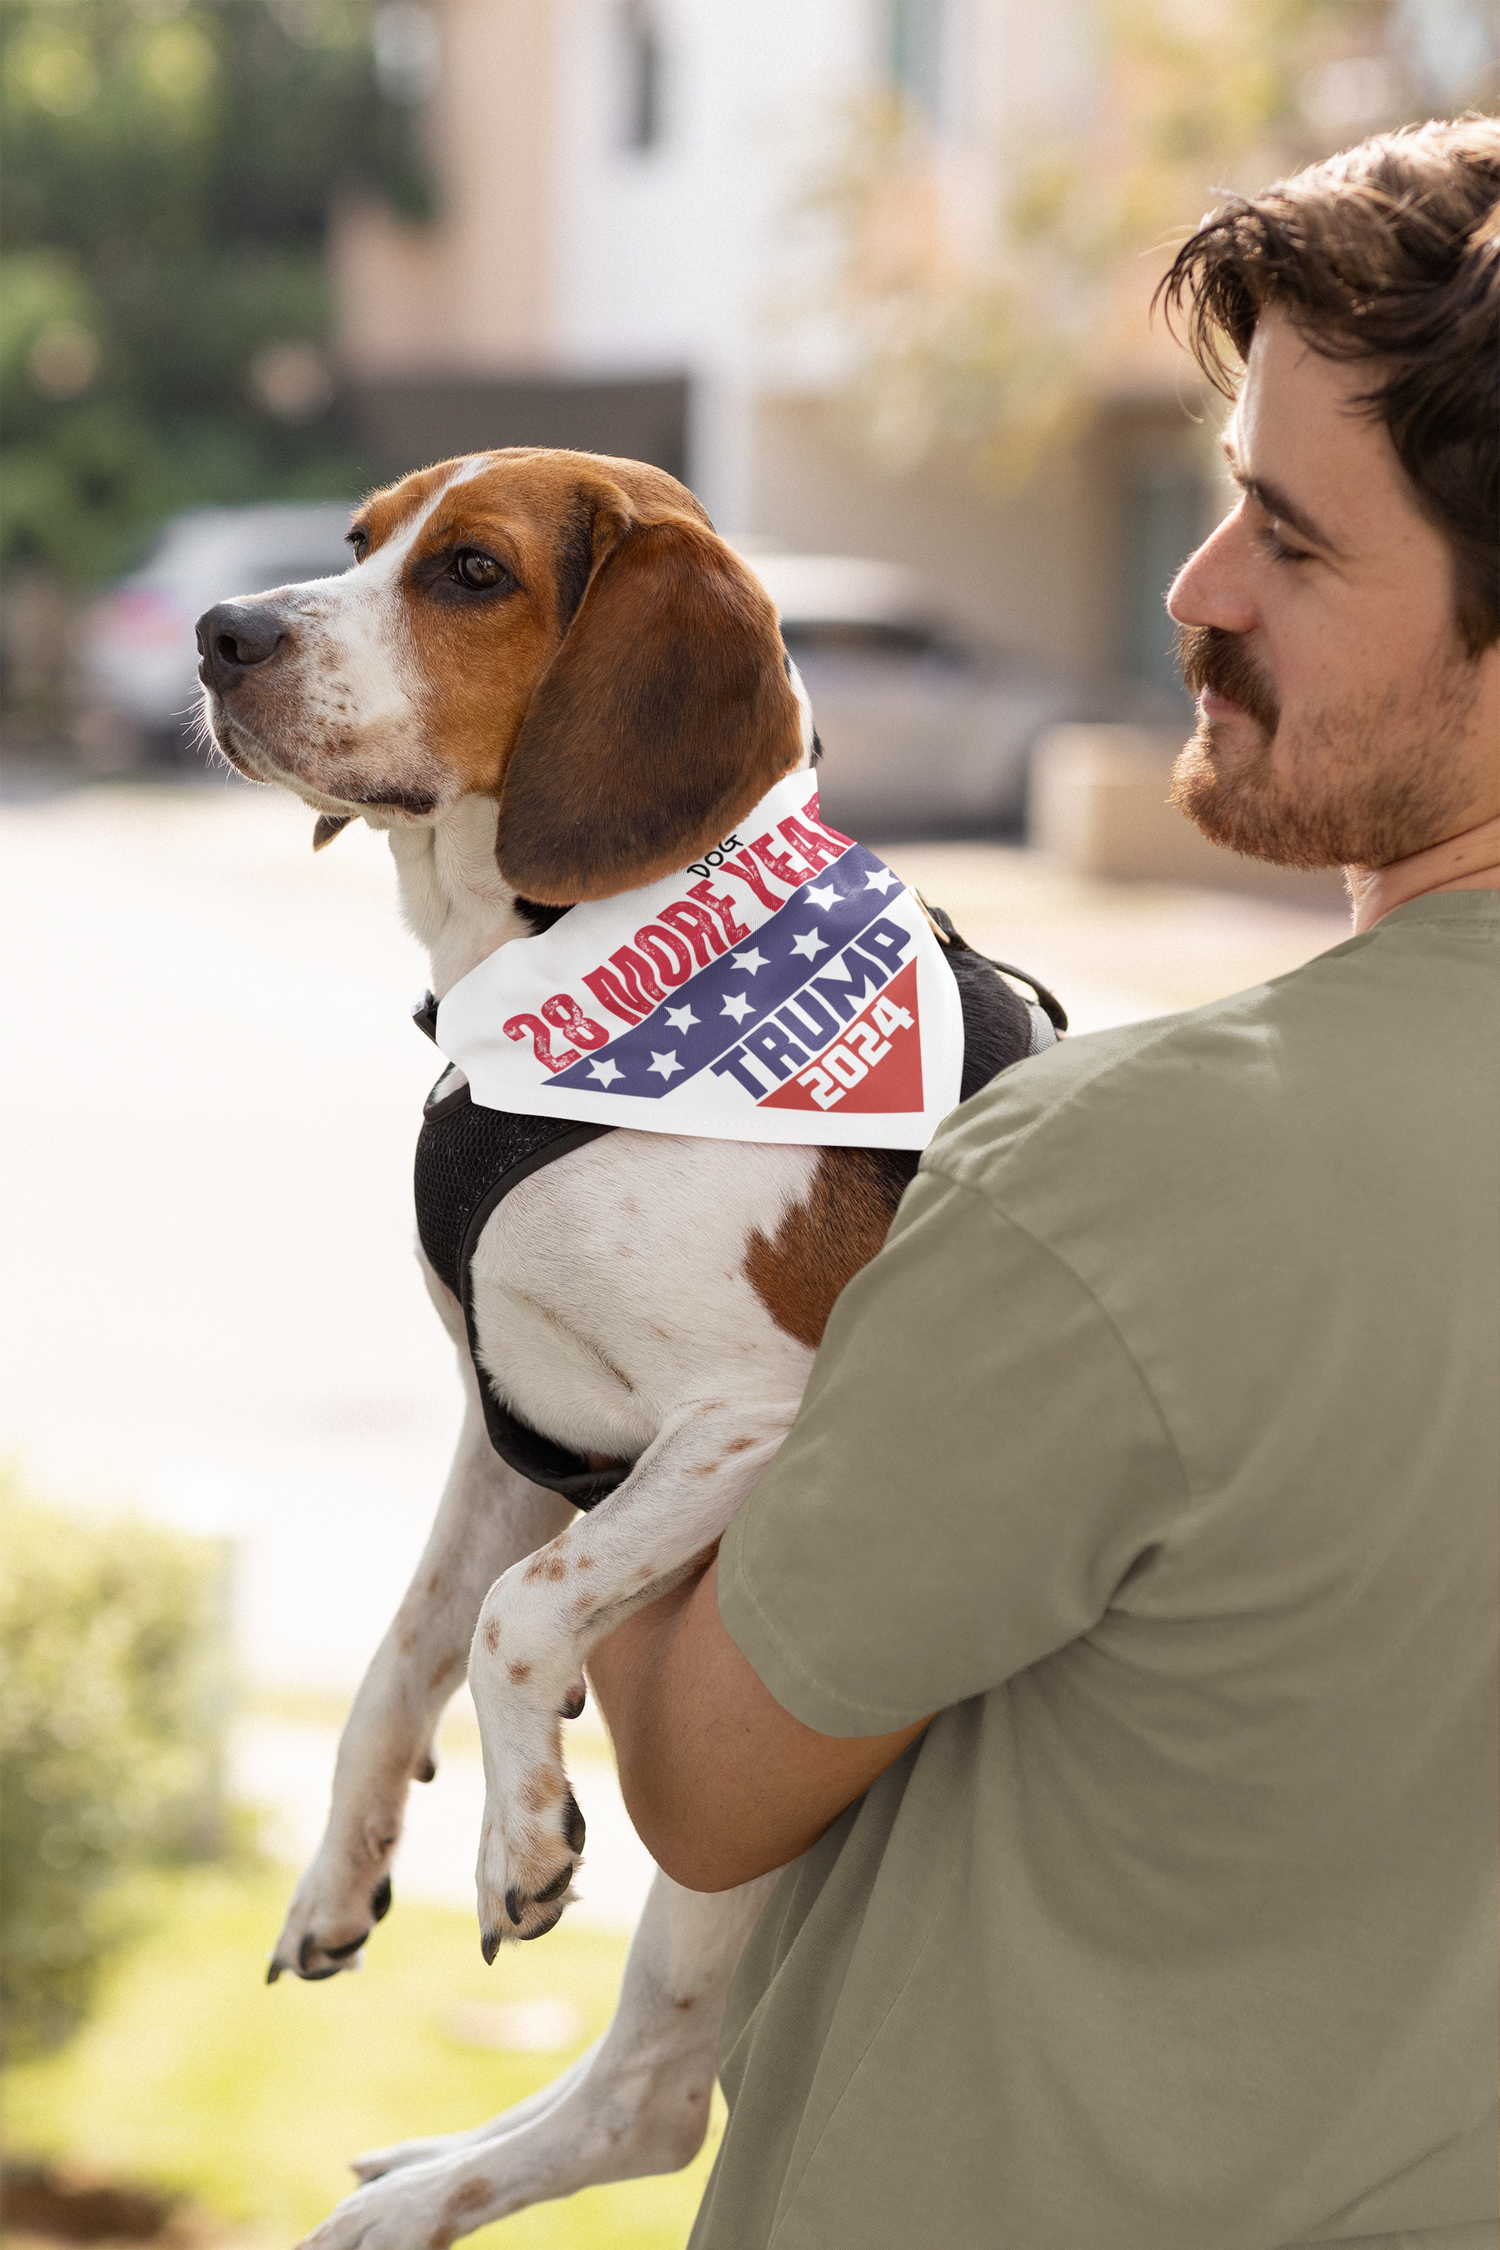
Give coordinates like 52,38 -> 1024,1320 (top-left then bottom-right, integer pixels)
587,1559 -> 931,1892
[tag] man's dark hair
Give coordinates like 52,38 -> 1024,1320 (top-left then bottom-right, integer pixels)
1156,118 -> 1500,654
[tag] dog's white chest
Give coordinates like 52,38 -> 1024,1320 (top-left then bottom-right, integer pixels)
465,1129 -> 819,1463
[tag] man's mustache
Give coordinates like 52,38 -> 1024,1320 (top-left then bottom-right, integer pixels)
1175,623 -> 1281,737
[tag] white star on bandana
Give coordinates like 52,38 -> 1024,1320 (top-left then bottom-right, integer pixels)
732,948 -> 768,975
805,881 -> 842,910
721,991 -> 753,1023
863,866 -> 899,895
790,928 -> 828,960
665,1004 -> 700,1032
648,1050 -> 683,1080
588,1058 -> 624,1086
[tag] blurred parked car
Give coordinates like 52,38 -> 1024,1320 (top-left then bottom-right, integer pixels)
83,503 -> 1096,826
82,503 -> 356,761
740,551 -> 1092,835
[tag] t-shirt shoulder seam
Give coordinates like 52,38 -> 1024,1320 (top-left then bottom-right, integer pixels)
942,1005 -> 1235,1172
930,1173 -> 1196,1507
723,1180 -> 1194,1729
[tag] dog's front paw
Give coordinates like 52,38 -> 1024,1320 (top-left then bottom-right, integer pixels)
299,2158 -> 479,2250
268,1843 -> 396,1985
475,1757 -> 588,1953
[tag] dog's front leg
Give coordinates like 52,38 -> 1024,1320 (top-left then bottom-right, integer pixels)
269,1281 -> 574,1981
467,1398 -> 797,1949
302,1867 -> 779,2248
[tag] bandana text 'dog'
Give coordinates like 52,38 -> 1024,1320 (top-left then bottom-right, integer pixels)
436,772 -> 964,1148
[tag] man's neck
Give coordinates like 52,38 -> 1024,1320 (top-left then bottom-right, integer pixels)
1346,812 -> 1500,934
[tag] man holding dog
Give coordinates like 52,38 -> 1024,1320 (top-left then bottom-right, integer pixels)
592,120 -> 1499,2249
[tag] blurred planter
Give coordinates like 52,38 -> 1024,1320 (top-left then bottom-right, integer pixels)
0,567 -> 81,751
1028,724 -> 1347,904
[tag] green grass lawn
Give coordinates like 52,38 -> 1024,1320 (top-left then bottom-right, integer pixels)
0,1858 -> 721,2248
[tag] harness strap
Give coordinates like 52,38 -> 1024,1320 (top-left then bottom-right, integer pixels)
413,1033 -> 625,1508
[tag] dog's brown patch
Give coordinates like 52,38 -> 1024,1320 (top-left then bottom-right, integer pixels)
524,1547 -> 569,1584
483,1619 -> 501,1655
508,1660 -> 532,1685
441,2176 -> 494,2222
724,1435 -> 756,1454
743,1149 -> 908,1350
522,1767 -> 563,1812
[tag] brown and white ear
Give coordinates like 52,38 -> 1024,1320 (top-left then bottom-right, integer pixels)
312,813 -> 353,851
494,513 -> 803,904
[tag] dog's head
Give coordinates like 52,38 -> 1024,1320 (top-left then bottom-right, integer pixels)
195,449 -> 806,902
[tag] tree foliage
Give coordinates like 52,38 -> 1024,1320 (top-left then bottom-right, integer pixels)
0,1476 -> 231,2060
0,0 -> 429,580
795,0 -> 1499,487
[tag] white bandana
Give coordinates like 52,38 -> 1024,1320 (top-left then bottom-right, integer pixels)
435,770 -> 965,1149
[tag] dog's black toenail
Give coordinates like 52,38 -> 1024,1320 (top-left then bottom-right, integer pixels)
533,1865 -> 572,1905
505,1885 -> 524,1927
416,1756 -> 437,1783
266,1961 -> 282,1985
563,1792 -> 586,1855
481,1926 -> 500,1965
324,1931 -> 368,1960
519,1904 -> 565,1942
371,1874 -> 393,1921
298,1933 -> 318,1973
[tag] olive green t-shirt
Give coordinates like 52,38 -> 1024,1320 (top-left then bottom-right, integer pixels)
701,893 -> 1499,2250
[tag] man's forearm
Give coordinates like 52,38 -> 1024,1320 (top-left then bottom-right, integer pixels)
587,1558 -> 931,1892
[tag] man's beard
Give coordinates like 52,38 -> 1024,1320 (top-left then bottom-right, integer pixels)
1170,623 -> 1480,870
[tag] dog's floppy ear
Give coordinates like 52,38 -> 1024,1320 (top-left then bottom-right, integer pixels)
494,510 -> 803,903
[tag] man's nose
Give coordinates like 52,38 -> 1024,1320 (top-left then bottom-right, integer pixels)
196,601 -> 289,690
1167,504 -> 1257,633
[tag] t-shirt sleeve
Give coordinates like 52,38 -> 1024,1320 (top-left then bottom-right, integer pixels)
717,1164 -> 1190,1735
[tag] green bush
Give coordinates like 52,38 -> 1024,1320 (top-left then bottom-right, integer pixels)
0,0 -> 430,583
0,1476 -> 231,2061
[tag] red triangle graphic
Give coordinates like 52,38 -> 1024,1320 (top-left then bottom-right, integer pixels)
759,956 -> 925,1114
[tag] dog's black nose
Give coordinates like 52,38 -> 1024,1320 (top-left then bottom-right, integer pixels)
196,601 -> 288,689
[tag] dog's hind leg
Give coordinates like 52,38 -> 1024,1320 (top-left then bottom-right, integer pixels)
268,1267 -> 574,1982
303,1868 -> 777,2248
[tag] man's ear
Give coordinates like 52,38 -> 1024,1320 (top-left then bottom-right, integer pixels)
493,514 -> 804,903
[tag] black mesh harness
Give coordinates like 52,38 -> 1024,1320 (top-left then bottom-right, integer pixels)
412,920 -> 1065,1511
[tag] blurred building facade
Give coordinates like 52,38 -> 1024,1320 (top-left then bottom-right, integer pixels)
327,0 -> 1481,693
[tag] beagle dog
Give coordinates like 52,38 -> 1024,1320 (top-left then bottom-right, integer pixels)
195,449 -> 1045,2249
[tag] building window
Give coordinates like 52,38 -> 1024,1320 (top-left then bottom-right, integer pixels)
619,0 -> 663,152
890,0 -> 947,121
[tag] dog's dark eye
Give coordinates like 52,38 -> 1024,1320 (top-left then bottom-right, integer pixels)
456,550 -> 505,590
346,529 -> 369,562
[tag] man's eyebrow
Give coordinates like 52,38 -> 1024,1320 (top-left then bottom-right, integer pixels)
1218,437 -> 1343,556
